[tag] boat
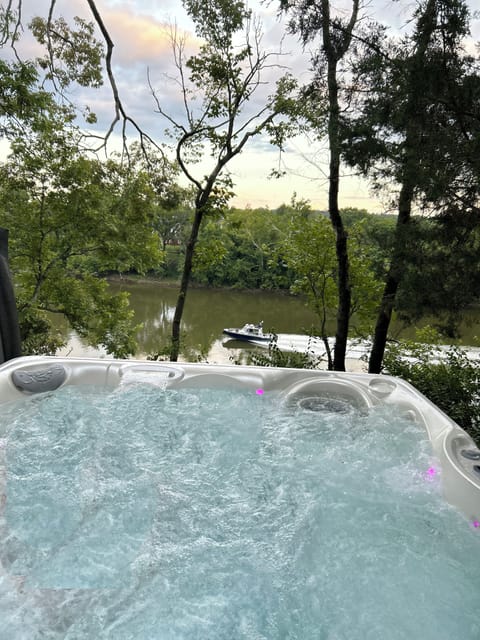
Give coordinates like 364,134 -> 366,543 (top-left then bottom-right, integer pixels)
222,321 -> 275,343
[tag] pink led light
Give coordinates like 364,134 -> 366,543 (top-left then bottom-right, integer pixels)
472,521 -> 480,529
256,388 -> 264,395
423,466 -> 439,482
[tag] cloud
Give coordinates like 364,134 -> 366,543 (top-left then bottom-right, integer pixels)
101,8 -> 175,66
77,2 -> 344,209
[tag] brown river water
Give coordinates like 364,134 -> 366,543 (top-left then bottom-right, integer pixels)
54,280 -> 479,367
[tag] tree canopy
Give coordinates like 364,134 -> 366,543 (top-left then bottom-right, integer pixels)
340,0 -> 480,371
0,113 -> 176,355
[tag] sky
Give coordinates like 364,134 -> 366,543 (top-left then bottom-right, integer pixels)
8,1 -> 480,212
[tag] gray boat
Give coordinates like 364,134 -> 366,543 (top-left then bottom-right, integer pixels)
222,321 -> 274,342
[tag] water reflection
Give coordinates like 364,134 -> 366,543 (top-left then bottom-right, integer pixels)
53,280 -> 479,363
56,281 -> 320,363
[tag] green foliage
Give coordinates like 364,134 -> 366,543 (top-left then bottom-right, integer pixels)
0,60 -> 54,137
193,221 -> 231,282
147,331 -> 210,363
160,246 -> 185,279
277,213 -> 337,321
394,216 -> 480,336
342,0 -> 480,213
349,212 -> 396,281
0,117 -> 170,356
384,328 -> 480,444
30,16 -> 104,89
154,207 -> 192,252
183,0 -> 249,46
1,10 -> 106,131
15,274 -> 139,359
191,207 -> 293,289
347,220 -> 385,331
248,336 -> 324,369
275,212 -> 383,338
51,274 -> 139,359
18,307 -> 65,356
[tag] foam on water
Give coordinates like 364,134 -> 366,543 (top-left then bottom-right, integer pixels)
0,382 -> 479,639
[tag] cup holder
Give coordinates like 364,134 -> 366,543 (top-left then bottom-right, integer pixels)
368,377 -> 397,397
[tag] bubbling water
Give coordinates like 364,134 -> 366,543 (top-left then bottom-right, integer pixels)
0,382 -> 479,639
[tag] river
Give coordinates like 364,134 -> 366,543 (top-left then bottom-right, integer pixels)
55,279 -> 479,366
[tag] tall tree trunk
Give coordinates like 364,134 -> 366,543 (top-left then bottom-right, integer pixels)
368,0 -> 437,373
368,184 -> 413,373
326,59 -> 351,371
170,207 -> 204,361
318,0 -> 358,371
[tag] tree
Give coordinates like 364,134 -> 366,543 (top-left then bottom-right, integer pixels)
277,213 -> 382,368
278,214 -> 337,367
153,200 -> 192,253
0,3 -> 186,356
191,207 -> 292,289
0,4 -> 106,132
393,215 -> 480,338
279,0 -> 362,370
342,0 -> 480,372
151,0 -> 297,360
0,119 -> 165,356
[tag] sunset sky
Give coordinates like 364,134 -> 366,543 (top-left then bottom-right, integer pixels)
12,1 -> 480,212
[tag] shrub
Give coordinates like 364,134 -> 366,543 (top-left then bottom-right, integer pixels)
383,330 -> 480,445
248,336 -> 325,370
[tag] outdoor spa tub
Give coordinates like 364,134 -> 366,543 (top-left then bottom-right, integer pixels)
0,356 -> 479,639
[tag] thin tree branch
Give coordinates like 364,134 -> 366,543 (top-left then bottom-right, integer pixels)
85,0 -> 163,157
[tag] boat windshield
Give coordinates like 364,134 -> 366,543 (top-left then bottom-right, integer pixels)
242,324 -> 262,335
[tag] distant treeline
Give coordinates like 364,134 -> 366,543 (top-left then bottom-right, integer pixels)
149,203 -> 479,339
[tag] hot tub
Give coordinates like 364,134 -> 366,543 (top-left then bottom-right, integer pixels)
0,356 -> 479,639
